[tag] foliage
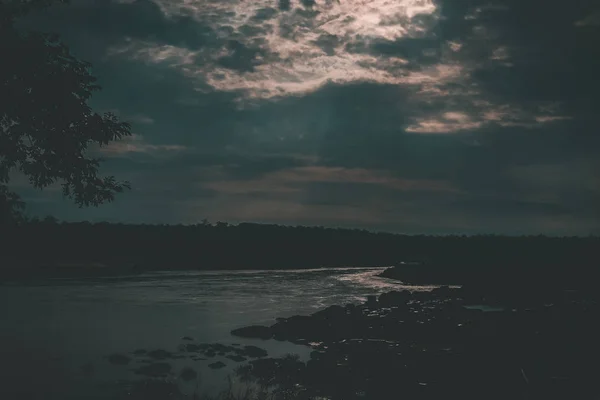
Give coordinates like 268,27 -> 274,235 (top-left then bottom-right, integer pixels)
0,183 -> 25,225
2,221 -> 598,287
0,0 -> 131,224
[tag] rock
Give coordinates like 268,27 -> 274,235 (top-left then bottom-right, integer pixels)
147,349 -> 172,360
244,345 -> 268,358
271,315 -> 318,341
226,354 -> 247,362
208,361 -> 226,369
231,325 -> 273,340
180,367 -> 197,381
182,336 -> 194,341
212,343 -> 233,353
367,295 -> 378,307
132,349 -> 147,356
313,305 -> 346,320
185,344 -> 202,352
205,350 -> 216,357
345,303 -> 359,314
134,362 -> 172,377
108,353 -> 131,365
378,291 -> 412,307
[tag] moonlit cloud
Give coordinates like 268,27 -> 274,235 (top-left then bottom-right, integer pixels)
407,103 -> 571,133
18,0 -> 600,234
108,39 -> 199,67
98,134 -> 186,156
108,0 -> 448,99
406,112 -> 482,133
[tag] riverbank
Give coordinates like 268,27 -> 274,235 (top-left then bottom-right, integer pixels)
230,285 -> 599,400
2,266 -> 597,399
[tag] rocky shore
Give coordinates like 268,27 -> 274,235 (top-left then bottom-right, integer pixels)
231,286 -> 599,400
98,280 -> 599,399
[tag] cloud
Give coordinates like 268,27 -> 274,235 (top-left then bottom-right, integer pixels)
406,112 -> 482,133
407,102 -> 574,133
98,134 -> 186,156
203,166 -> 457,195
107,39 -> 199,67
105,0 -> 463,100
16,0 -> 600,235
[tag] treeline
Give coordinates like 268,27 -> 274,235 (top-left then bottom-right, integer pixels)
1,221 -> 598,273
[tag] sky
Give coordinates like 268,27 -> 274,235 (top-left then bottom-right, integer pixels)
15,0 -> 600,235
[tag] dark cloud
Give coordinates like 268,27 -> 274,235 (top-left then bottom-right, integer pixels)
252,7 -> 278,21
278,0 -> 291,12
313,33 -> 341,56
216,40 -> 268,72
12,0 -> 600,234
301,0 -> 317,9
440,0 -> 600,106
21,0 -> 218,66
368,38 -> 442,65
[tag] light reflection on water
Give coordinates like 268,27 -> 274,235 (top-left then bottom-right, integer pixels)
0,266 -> 435,399
334,269 -> 441,293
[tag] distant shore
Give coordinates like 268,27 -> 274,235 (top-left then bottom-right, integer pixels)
2,222 -> 599,277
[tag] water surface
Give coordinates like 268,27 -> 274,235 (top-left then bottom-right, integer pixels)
0,267 -> 431,398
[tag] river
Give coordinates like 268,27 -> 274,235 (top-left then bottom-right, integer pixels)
0,267 -> 436,399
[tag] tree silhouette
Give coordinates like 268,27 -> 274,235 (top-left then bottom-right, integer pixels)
0,183 -> 25,226
0,0 -> 131,223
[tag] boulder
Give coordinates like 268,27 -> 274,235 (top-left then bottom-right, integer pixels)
231,325 -> 273,340
244,345 -> 268,358
208,361 -> 226,369
226,354 -> 247,362
313,305 -> 346,320
379,290 -> 412,307
147,349 -> 172,360
271,315 -> 324,341
185,344 -> 202,352
204,350 -> 216,357
212,343 -> 233,352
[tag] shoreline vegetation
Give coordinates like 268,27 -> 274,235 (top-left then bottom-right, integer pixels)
1,220 -> 598,280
